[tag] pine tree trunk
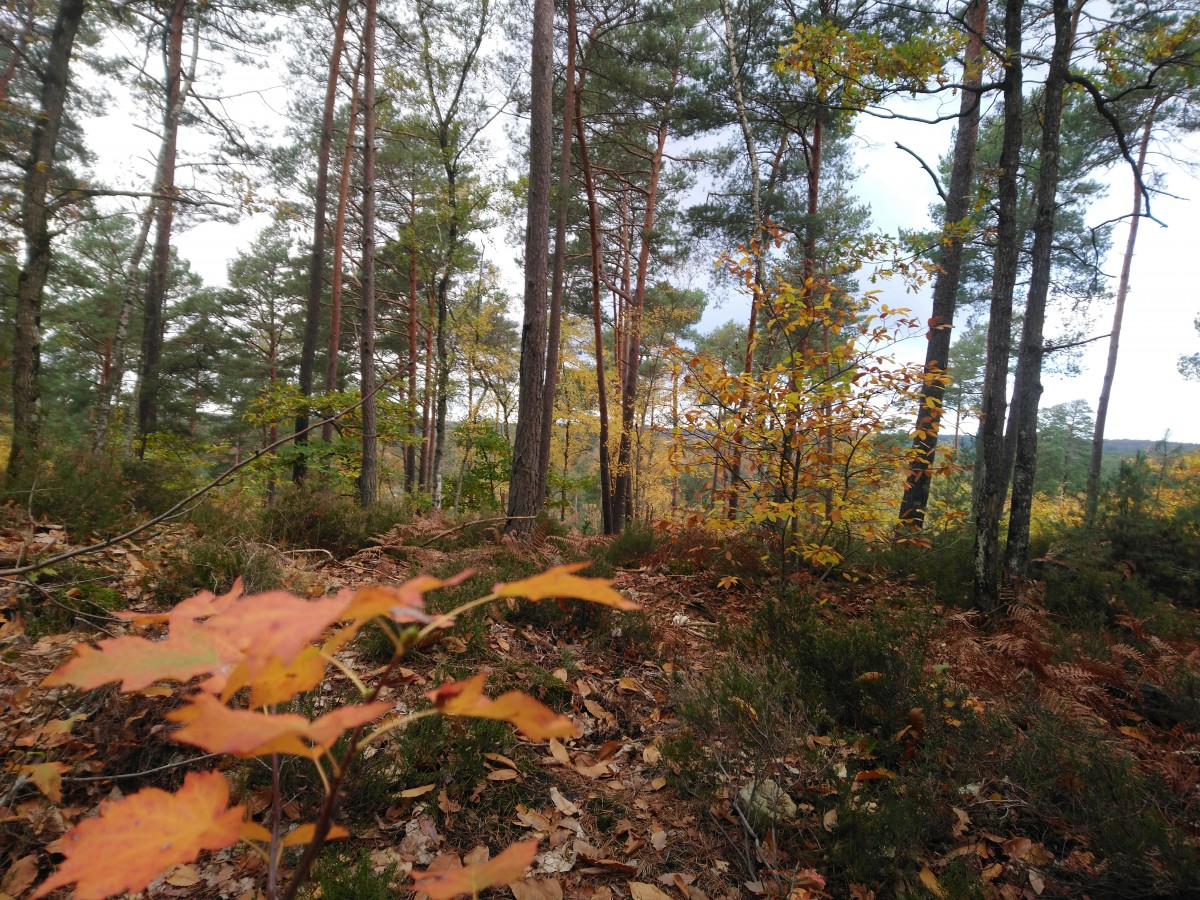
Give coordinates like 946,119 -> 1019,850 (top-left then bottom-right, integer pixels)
576,84 -> 613,533
1085,100 -> 1158,525
537,0 -> 577,505
295,0 -> 350,484
506,0 -> 555,533
720,0 -> 764,517
322,58 -> 362,444
613,89 -> 674,532
358,0 -> 378,508
406,217 -> 419,491
136,0 -> 186,454
972,0 -> 1024,612
7,0 -> 85,481
1002,0 -> 1073,582
897,0 -> 988,528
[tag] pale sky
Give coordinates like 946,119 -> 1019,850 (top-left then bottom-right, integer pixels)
79,25 -> 1200,443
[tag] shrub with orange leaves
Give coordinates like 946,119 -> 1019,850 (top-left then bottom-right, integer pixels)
670,233 -> 936,573
33,563 -> 637,900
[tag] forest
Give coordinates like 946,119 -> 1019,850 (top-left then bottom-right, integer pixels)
2,0 -> 1200,897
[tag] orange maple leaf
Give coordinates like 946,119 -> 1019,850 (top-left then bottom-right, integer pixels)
428,674 -> 578,740
32,770 -> 243,900
495,563 -> 639,610
409,840 -> 538,899
168,694 -> 393,758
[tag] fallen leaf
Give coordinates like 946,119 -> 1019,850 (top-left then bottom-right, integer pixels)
549,739 -> 571,765
22,762 -> 67,803
1118,725 -> 1150,744
823,809 -> 838,832
643,744 -> 662,765
618,677 -> 642,693
402,784 -> 438,798
1028,870 -> 1045,895
488,769 -> 521,781
508,878 -> 564,900
1002,837 -> 1032,860
164,865 -> 201,887
549,788 -> 578,816
629,882 -> 674,900
2,855 -> 39,896
918,866 -> 945,899
32,771 -> 243,900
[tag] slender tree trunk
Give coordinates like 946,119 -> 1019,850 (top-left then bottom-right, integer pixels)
972,0 -> 1024,612
295,0 -> 350,484
0,3 -> 34,103
7,0 -> 85,481
94,5 -> 199,454
406,211 -> 419,491
1085,99 -> 1158,525
613,106 -> 671,532
136,0 -> 186,454
576,87 -> 613,533
322,58 -> 362,444
720,0 -> 764,517
506,0 -> 555,533
420,295 -> 434,490
358,0 -> 378,507
537,0 -> 577,505
897,0 -> 988,528
1002,0 -> 1073,582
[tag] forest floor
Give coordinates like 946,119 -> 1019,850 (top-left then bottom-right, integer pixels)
2,514 -> 1199,899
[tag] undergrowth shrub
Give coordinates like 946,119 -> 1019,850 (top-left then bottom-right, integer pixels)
22,563 -> 636,900
258,486 -> 411,557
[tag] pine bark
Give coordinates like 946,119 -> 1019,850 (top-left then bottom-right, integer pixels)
972,0 -> 1024,612
358,0 -> 378,507
576,83 -> 613,533
897,0 -> 988,528
506,0 -> 555,533
136,0 -> 186,453
8,0 -> 85,480
322,58 -> 361,443
295,0 -> 350,484
1002,0 -> 1073,582
537,0 -> 577,506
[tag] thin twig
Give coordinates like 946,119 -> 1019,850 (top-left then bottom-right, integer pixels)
63,754 -> 219,782
894,142 -> 948,204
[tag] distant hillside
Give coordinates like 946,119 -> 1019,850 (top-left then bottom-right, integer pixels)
947,435 -> 1199,454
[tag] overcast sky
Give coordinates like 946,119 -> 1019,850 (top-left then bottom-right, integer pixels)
80,26 -> 1200,443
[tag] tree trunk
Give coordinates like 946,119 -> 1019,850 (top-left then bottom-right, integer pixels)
94,6 -> 200,455
612,87 -> 674,532
136,0 -> 186,454
897,0 -> 988,528
322,57 -> 362,444
972,0 -> 1024,612
1002,0 -> 1073,582
537,0 -> 577,505
295,0 -> 350,484
720,0 -> 764,517
406,209 -> 419,491
1085,99 -> 1158,525
576,82 -> 613,534
7,0 -> 85,481
506,0 -> 555,533
359,0 -> 378,508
